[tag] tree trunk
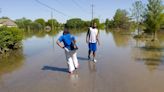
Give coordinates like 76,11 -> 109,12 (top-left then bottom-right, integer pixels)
152,31 -> 156,41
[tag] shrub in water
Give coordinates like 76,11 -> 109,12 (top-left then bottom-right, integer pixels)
0,27 -> 23,54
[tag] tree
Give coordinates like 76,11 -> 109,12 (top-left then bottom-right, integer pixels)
161,13 -> 164,29
131,0 -> 145,35
0,27 -> 23,53
144,0 -> 164,39
34,18 -> 46,30
65,18 -> 85,29
30,22 -> 42,31
83,21 -> 91,27
15,18 -> 32,31
105,19 -> 114,28
46,19 -> 59,30
91,18 -> 100,25
91,18 -> 104,29
113,9 -> 130,29
0,16 -> 9,19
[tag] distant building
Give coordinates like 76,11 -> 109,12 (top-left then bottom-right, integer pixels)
0,19 -> 17,27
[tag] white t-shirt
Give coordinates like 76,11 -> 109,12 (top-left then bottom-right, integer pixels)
88,27 -> 98,43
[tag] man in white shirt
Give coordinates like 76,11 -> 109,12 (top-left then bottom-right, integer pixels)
86,22 -> 100,62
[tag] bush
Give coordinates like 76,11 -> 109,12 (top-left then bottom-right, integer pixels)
0,27 -> 23,53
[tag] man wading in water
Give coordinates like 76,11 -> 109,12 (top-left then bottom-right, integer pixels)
57,28 -> 79,74
86,22 -> 100,62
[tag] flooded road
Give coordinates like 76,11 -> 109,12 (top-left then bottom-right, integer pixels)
0,30 -> 164,92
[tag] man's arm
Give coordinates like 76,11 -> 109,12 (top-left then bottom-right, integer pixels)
56,40 -> 64,48
86,28 -> 90,43
96,30 -> 100,45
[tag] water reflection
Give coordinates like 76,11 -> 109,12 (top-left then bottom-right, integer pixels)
23,30 -> 60,39
133,35 -> 164,71
88,61 -> 97,73
0,29 -> 164,92
69,28 -> 87,35
0,49 -> 24,75
108,29 -> 132,47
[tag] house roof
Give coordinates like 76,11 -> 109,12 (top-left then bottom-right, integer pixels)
0,19 -> 17,26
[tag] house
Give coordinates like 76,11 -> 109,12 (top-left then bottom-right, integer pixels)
0,19 -> 17,27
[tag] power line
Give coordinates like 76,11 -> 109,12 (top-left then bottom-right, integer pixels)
53,0 -> 64,6
35,0 -> 71,18
0,8 -> 1,13
91,4 -> 94,20
71,0 -> 90,14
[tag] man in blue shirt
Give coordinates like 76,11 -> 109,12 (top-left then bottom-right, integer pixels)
57,29 -> 79,74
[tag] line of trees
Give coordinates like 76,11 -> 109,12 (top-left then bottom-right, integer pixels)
65,18 -> 105,29
105,9 -> 131,29
15,18 -> 63,31
105,0 -> 164,40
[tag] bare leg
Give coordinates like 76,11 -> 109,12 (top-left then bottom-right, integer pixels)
93,51 -> 97,62
93,51 -> 96,59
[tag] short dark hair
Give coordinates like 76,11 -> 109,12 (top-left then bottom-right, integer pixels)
63,28 -> 70,35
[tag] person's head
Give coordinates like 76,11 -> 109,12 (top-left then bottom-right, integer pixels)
92,22 -> 97,28
63,28 -> 70,35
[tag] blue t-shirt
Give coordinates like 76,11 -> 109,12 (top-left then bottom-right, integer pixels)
58,34 -> 75,50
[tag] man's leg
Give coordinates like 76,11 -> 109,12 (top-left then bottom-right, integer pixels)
72,51 -> 79,69
68,57 -> 75,73
65,51 -> 75,73
93,51 -> 97,62
93,51 -> 96,59
88,50 -> 91,60
92,43 -> 97,62
88,43 -> 92,60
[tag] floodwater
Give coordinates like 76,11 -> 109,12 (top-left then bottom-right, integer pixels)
0,29 -> 164,92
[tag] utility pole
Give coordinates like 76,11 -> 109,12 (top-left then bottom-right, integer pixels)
91,4 -> 94,26
91,4 -> 94,21
0,8 -> 2,17
51,10 -> 54,31
51,10 -> 55,50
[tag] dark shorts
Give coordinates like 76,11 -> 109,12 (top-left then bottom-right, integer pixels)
88,43 -> 97,52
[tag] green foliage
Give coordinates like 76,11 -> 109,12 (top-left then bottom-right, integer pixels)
83,21 -> 90,27
47,19 -> 59,30
113,9 -> 131,29
131,1 -> 145,35
30,22 -> 42,31
65,18 -> 85,28
91,18 -> 100,26
105,19 -> 114,28
91,18 -> 104,29
131,1 -> 145,23
144,0 -> 164,35
105,9 -> 131,29
0,16 -> 10,19
65,18 -> 104,29
15,18 -> 62,31
34,18 -> 46,30
15,17 -> 32,30
161,13 -> 164,28
0,27 -> 23,53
